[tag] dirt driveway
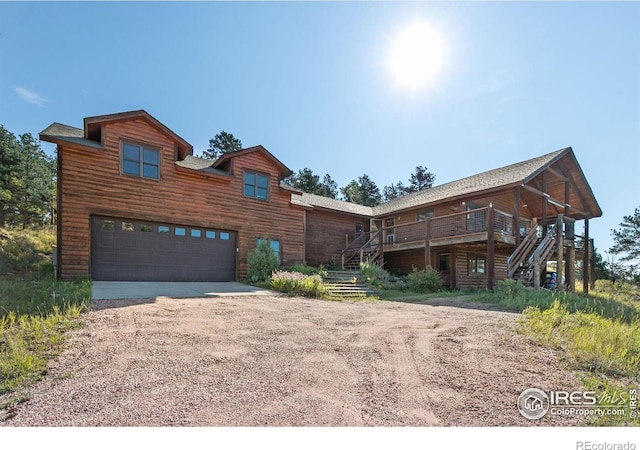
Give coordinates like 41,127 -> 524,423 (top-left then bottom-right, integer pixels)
2,294 -> 585,426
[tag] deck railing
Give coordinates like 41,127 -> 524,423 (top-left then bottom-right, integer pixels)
382,207 -> 531,248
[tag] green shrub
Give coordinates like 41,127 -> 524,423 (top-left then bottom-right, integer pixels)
286,264 -> 328,278
360,261 -> 389,283
271,270 -> 327,298
247,239 -> 280,283
407,266 -> 442,293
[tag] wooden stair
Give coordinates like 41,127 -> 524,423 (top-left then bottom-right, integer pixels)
323,270 -> 375,299
341,229 -> 383,271
508,221 -> 558,287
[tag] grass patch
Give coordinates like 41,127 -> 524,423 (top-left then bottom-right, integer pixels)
471,279 -> 640,425
471,279 -> 640,323
376,289 -> 467,302
0,227 -> 91,399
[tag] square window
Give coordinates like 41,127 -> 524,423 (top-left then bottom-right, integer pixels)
175,227 -> 186,236
243,171 -> 269,200
101,220 -> 115,230
140,224 -> 153,232
122,142 -> 159,180
190,229 -> 201,238
122,221 -> 134,232
205,230 -> 216,239
219,232 -> 230,240
158,226 -> 170,234
468,254 -> 486,274
417,208 -> 435,221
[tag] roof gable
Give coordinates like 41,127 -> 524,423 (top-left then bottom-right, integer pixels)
373,148 -> 570,216
212,145 -> 293,179
84,110 -> 193,159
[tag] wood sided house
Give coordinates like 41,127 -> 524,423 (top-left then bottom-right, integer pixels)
40,110 -> 602,291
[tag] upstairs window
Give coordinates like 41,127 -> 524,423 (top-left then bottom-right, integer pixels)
244,171 -> 269,200
417,208 -> 435,221
122,142 -> 159,180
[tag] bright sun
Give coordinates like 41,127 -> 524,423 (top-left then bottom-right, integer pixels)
389,21 -> 446,90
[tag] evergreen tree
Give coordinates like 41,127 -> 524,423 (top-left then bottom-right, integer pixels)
341,174 -> 381,207
202,131 -> 242,159
609,207 -> 640,262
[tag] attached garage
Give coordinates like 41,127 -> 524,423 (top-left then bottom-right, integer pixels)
90,216 -> 237,281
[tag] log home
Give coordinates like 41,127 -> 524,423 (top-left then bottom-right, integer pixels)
41,110 -> 602,290
295,148 -> 602,291
41,110 -> 305,282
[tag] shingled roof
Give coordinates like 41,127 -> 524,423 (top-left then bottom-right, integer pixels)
174,155 -> 232,177
372,148 -> 569,216
40,122 -> 104,149
297,192 -> 374,216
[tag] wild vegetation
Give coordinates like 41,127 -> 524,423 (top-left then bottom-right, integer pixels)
0,228 -> 90,400
470,279 -> 640,425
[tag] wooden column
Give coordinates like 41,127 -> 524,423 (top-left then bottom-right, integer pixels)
541,171 -> 548,237
564,180 -> 574,291
556,214 -> 564,292
379,226 -> 384,269
424,217 -> 431,269
566,243 -> 575,292
487,204 -> 496,290
514,187 -> 521,248
583,219 -> 590,294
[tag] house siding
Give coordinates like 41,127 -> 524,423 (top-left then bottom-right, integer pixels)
305,209 -> 370,267
57,118 -> 304,280
454,248 -> 509,290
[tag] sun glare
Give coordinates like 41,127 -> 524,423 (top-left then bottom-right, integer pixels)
389,20 -> 446,90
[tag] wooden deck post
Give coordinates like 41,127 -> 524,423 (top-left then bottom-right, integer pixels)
379,228 -> 384,269
487,204 -> 495,290
566,243 -> 575,292
541,171 -> 548,237
583,219 -> 590,294
514,186 -> 521,248
424,217 -> 431,268
556,214 -> 564,292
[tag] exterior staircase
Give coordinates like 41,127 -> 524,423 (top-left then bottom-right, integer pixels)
323,270 -> 375,299
507,221 -> 558,287
341,229 -> 383,271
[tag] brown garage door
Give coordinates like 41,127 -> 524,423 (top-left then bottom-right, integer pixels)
90,216 -> 237,281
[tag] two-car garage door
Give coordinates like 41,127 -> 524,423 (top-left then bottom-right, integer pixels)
90,216 -> 237,281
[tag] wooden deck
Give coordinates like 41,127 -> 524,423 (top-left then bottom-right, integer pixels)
381,207 -> 529,252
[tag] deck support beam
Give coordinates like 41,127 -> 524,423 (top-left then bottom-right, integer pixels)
556,214 -> 564,292
583,219 -> 590,294
424,217 -> 431,268
514,187 -> 521,248
564,181 -> 575,291
487,204 -> 496,290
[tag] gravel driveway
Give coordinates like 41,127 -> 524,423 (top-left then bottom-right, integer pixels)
2,294 -> 585,426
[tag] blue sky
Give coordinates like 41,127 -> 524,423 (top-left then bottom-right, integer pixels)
1,1 -> 638,258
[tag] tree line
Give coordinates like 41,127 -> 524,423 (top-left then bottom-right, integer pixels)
0,125 -> 55,229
